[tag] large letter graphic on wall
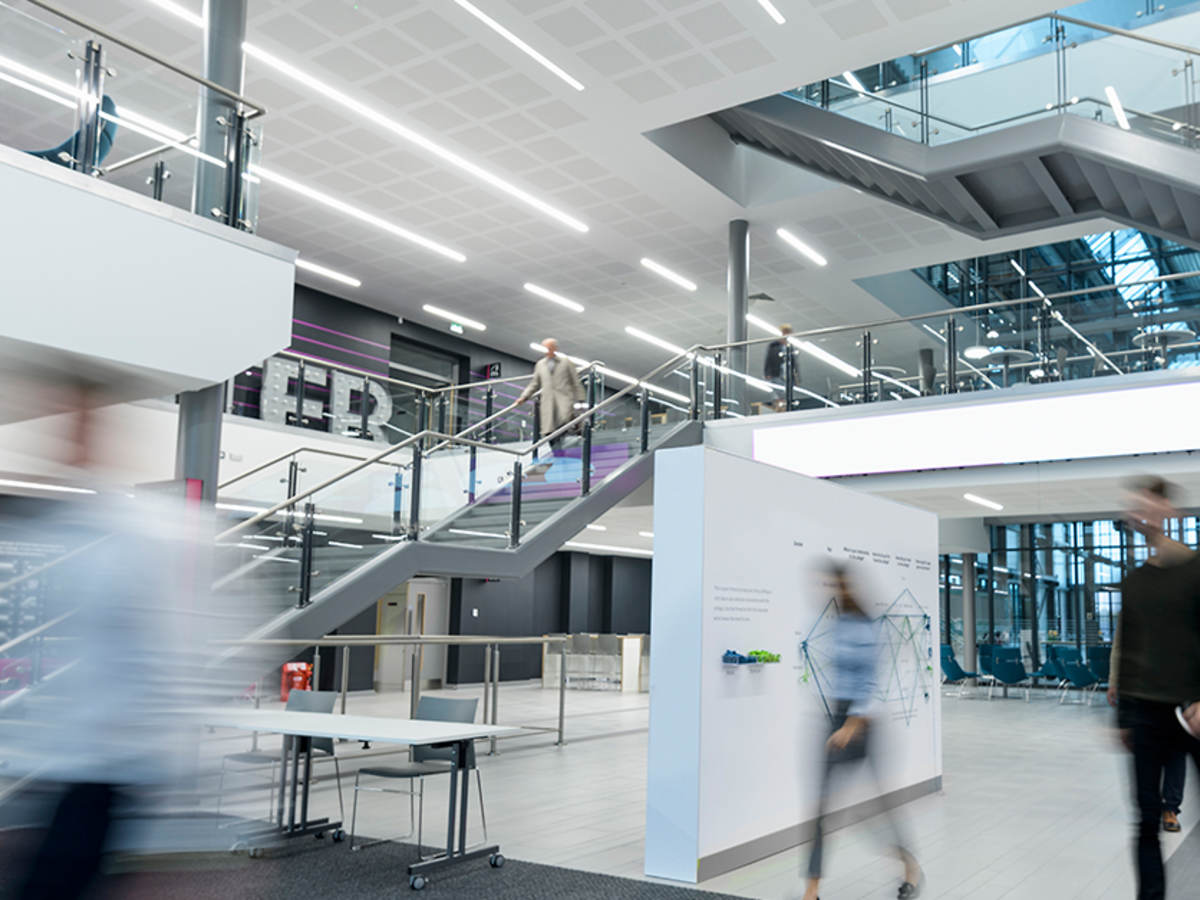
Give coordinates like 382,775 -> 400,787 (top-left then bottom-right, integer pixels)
261,357 -> 326,426
330,371 -> 394,442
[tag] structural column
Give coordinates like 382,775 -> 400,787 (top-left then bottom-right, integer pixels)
175,0 -> 248,502
726,219 -> 749,412
961,553 -> 977,686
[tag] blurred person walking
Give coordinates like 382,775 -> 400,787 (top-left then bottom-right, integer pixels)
802,564 -> 922,900
1110,477 -> 1200,900
763,324 -> 798,412
519,338 -> 586,452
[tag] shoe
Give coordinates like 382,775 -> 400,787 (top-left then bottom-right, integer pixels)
1164,811 -> 1182,833
898,872 -> 924,898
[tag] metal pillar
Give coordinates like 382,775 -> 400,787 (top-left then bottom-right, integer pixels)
726,220 -> 749,410
962,553 -> 977,686
177,0 -> 247,503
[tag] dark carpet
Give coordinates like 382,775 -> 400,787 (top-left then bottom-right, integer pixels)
0,829 -> 748,900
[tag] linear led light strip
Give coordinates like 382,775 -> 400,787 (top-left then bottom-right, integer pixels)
528,343 -> 689,404
625,326 -> 777,395
215,502 -> 363,524
296,257 -> 361,288
564,540 -> 652,558
524,282 -> 584,313
755,0 -> 787,24
252,165 -> 465,263
451,0 -> 584,91
144,0 -> 590,231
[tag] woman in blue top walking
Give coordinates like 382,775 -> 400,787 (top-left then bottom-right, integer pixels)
803,564 -> 923,900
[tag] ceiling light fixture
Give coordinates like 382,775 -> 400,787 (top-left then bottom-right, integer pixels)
240,42 -> 589,233
253,166 -> 465,262
424,304 -> 486,332
451,0 -> 585,91
875,371 -> 921,396
296,257 -> 362,288
328,540 -> 365,550
963,492 -> 1004,511
144,0 -> 203,27
795,340 -> 861,378
816,137 -> 927,181
625,325 -> 686,355
755,0 -> 787,24
640,258 -> 697,292
963,345 -> 990,360
638,531 -> 655,538
1105,85 -> 1131,130
746,313 -> 783,337
524,282 -> 584,313
1010,259 -> 1026,277
586,524 -> 607,532
842,70 -> 868,93
776,228 -> 828,266
1029,282 -> 1047,299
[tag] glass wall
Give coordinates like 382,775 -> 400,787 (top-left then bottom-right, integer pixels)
940,514 -> 1200,668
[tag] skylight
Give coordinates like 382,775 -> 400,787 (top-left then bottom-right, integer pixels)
1083,228 -> 1161,308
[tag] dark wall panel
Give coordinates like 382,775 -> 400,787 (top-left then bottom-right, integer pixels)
610,557 -> 652,634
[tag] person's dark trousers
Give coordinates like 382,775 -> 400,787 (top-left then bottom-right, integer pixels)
19,782 -> 116,900
1163,748 -> 1186,814
1122,697 -> 1200,900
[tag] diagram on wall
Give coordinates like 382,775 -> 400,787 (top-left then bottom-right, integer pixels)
799,589 -> 933,726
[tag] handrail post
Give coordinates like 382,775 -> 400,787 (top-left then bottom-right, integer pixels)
689,355 -> 701,420
415,393 -> 429,451
72,40 -> 105,175
639,387 -> 650,453
284,456 -> 300,536
485,387 -> 496,444
508,461 -> 523,548
945,316 -> 958,393
148,159 -> 168,202
468,444 -> 478,503
294,360 -> 306,427
297,502 -> 315,608
339,645 -> 350,714
408,443 -> 422,541
482,644 -> 492,724
557,640 -> 566,746
861,330 -> 873,403
489,646 -> 500,756
532,397 -> 542,460
784,343 -> 796,412
359,376 -> 371,439
409,647 -> 420,720
312,643 -> 321,691
712,352 -> 723,419
580,422 -> 593,495
224,110 -> 251,230
437,393 -> 448,442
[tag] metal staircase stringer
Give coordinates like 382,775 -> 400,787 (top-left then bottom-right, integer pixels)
254,420 -> 703,643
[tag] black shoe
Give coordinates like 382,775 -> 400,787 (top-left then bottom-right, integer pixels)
898,872 -> 923,898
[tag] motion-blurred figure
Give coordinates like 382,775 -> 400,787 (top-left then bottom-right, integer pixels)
802,563 -> 922,900
0,378 -> 231,898
519,338 -> 586,452
1111,477 -> 1200,900
763,324 -> 798,412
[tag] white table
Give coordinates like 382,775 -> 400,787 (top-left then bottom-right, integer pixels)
203,708 -> 520,890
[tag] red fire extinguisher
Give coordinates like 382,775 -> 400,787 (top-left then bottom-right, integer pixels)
280,661 -> 312,701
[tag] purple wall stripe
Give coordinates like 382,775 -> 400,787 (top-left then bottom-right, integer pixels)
292,317 -> 390,351
290,335 -> 391,367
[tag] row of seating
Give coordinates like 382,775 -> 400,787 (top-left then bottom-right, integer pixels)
942,643 -> 1111,704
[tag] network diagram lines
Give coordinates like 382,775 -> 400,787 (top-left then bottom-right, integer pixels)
799,588 -> 933,725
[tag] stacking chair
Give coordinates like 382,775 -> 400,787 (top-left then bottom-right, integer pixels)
988,648 -> 1035,701
216,689 -> 345,824
1086,645 -> 1111,687
349,696 -> 487,854
1060,660 -> 1101,705
977,643 -> 995,676
941,645 -> 990,698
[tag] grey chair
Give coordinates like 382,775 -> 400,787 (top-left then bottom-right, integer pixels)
349,696 -> 486,854
217,689 -> 345,824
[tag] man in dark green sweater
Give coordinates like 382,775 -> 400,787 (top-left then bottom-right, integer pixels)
1114,477 -> 1200,900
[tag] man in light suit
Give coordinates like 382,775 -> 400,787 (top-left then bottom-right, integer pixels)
519,338 -> 586,451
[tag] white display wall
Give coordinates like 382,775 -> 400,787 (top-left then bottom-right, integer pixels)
645,446 -> 941,883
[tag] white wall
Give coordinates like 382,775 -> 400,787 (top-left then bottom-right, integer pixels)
0,145 -> 294,411
645,446 -> 941,883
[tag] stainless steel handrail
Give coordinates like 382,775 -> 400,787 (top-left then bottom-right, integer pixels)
0,608 -> 76,656
24,0 -> 267,115
217,445 -> 406,492
0,536 -> 110,595
104,132 -> 199,174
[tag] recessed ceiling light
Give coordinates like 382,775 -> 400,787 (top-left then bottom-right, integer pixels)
143,0 -> 203,27
296,257 -> 361,288
241,42 -> 589,234
451,0 -> 584,91
524,282 -> 584,313
755,0 -> 786,24
586,524 -> 607,532
1029,282 -> 1047,299
625,325 -> 686,355
776,228 -> 828,266
638,531 -> 655,538
795,340 -> 861,378
253,166 -> 465,262
424,304 -> 486,332
746,313 -> 783,337
640,258 -> 697,292
1105,85 -> 1131,130
963,492 -> 1004,511
1010,259 -> 1026,277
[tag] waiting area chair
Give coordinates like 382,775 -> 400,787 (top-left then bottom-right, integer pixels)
1061,660 -> 1102,705
988,647 -> 1035,701
349,696 -> 487,854
216,689 -> 345,824
940,645 -> 992,698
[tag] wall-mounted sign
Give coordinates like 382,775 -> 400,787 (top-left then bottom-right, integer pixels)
486,362 -> 502,379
